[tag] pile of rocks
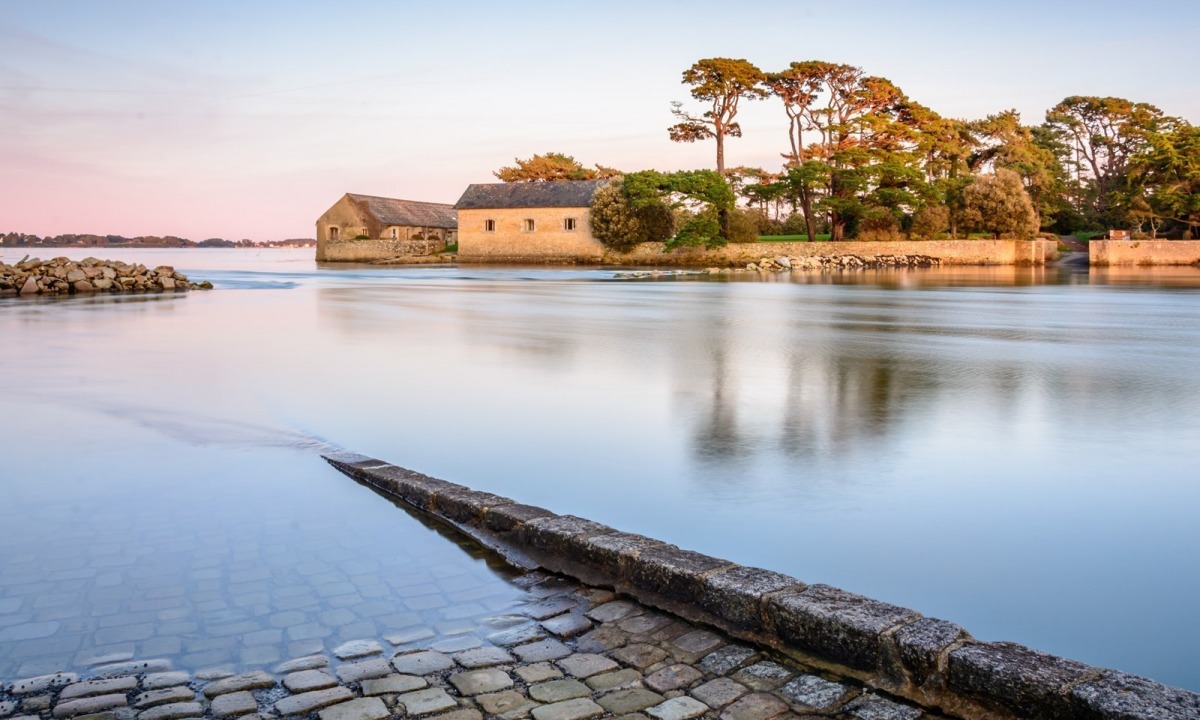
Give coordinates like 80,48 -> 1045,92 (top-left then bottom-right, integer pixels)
0,257 -> 212,296
737,255 -> 942,273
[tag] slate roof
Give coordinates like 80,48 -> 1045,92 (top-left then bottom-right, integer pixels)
454,180 -> 608,210
346,194 -> 458,229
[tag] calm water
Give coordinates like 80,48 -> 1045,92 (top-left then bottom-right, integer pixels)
1,248 -> 1198,691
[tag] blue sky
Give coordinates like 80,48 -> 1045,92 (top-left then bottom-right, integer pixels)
3,0 -> 1198,240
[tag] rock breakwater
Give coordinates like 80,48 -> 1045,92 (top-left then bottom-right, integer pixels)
738,254 -> 942,273
0,256 -> 212,296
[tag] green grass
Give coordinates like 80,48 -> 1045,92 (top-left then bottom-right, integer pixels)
757,234 -> 832,242
441,243 -> 458,253
1072,231 -> 1103,241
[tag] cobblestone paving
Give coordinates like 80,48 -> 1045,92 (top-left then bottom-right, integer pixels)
1,571 -> 938,720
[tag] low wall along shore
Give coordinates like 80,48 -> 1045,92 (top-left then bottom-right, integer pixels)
320,238 -> 448,263
608,240 -> 1057,268
323,452 -> 1198,720
1089,240 -> 1200,266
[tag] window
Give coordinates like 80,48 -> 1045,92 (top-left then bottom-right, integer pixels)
563,217 -> 577,231
522,219 -> 536,232
390,228 -> 398,239
328,227 -> 339,241
484,219 -> 497,232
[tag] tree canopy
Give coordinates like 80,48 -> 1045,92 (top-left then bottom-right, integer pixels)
668,58 -> 767,177
495,153 -> 620,182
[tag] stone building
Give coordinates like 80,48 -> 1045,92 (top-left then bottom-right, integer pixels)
316,193 -> 458,262
454,180 -> 608,262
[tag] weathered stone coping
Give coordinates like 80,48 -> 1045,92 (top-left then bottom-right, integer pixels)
322,452 -> 1199,720
1089,239 -> 1200,266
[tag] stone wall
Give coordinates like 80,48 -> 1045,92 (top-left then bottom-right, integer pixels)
320,238 -> 447,263
610,240 -> 1056,267
323,451 -> 1199,720
458,208 -> 604,263
1089,240 -> 1200,266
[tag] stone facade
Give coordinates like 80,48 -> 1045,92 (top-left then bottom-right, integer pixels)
316,194 -> 457,262
455,181 -> 607,263
1089,239 -> 1200,266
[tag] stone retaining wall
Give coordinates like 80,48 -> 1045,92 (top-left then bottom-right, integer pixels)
1089,240 -> 1200,266
607,241 -> 1057,268
322,452 -> 1198,720
320,239 -> 447,263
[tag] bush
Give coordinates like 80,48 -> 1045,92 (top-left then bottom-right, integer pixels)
910,205 -> 950,240
725,208 -> 761,244
781,213 -> 810,237
962,169 -> 1038,239
590,178 -> 674,252
855,208 -> 902,241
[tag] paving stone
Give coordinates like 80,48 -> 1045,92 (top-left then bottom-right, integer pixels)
391,650 -> 454,675
274,655 -> 329,674
0,702 -> 15,718
611,644 -> 668,670
10,672 -> 78,695
618,614 -> 673,636
283,670 -> 338,693
585,601 -> 640,624
731,663 -> 792,691
690,678 -> 749,709
361,674 -> 426,696
669,630 -> 724,663
0,622 -> 60,641
529,698 -> 604,720
575,626 -> 629,653
697,646 -> 757,676
69,712 -> 116,720
194,668 -> 235,681
61,677 -> 139,701
778,675 -> 853,712
449,668 -> 514,696
53,695 -> 129,718
94,661 -> 172,679
488,624 -> 548,647
842,695 -> 922,720
522,597 -> 580,621
512,639 -> 572,663
21,697 -> 52,713
333,641 -> 383,660
453,646 -> 515,668
718,693 -> 790,720
645,664 -> 704,693
136,702 -> 204,720
383,628 -> 435,646
202,671 -> 275,698
555,653 -> 619,679
529,680 -> 592,703
211,692 -> 258,719
585,668 -> 644,692
597,689 -> 666,714
437,710 -> 482,720
394,688 -> 458,716
541,614 -> 592,639
645,696 -> 709,720
133,687 -> 195,710
141,674 -> 191,692
476,690 -> 539,718
335,658 -> 392,683
317,697 -> 389,720
274,687 -> 355,717
515,663 -> 564,684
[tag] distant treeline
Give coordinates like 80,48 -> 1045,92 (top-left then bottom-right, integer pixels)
1,233 -> 316,249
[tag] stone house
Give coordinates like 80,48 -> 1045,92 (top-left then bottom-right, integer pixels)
454,180 -> 608,262
316,193 -> 458,262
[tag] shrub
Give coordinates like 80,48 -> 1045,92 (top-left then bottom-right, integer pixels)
855,208 -> 902,241
962,169 -> 1038,239
590,178 -> 674,252
910,205 -> 950,239
726,208 -> 761,243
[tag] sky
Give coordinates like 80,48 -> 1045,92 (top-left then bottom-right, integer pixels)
2,0 -> 1198,241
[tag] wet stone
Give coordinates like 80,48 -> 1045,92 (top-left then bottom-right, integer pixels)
95,661 -> 171,679
439,710 -> 483,720
391,650 -> 454,675
61,677 -> 139,701
133,687 -> 195,710
476,690 -> 539,718
585,601 -> 640,624
698,645 -> 756,676
203,671 -> 275,698
619,614 -> 672,636
842,694 -> 922,720
274,655 -> 329,674
11,673 -> 78,695
529,680 -> 591,703
530,698 -> 604,720
449,669 -> 514,696
333,640 -> 383,660
645,665 -> 704,693
645,696 -> 709,720
586,669 -> 643,692
541,613 -> 593,639
335,658 -> 392,683
597,690 -> 666,715
778,675 -> 853,712
718,693 -> 790,720
732,663 -> 793,691
523,597 -> 580,622
136,703 -> 204,720
669,630 -> 724,663
489,624 -> 549,648
384,628 -> 435,646
53,695 -> 129,718
555,653 -> 619,679
611,644 -> 668,670
515,663 -> 563,684
453,646 -> 515,668
575,626 -> 628,653
431,635 -> 483,653
282,670 -> 338,693
274,687 -> 355,716
512,639 -> 572,663
0,702 -> 15,718
210,692 -> 258,719
141,674 -> 190,692
395,688 -> 458,716
21,697 -> 51,713
360,675 -> 426,696
690,678 -> 749,709
317,697 -> 389,720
